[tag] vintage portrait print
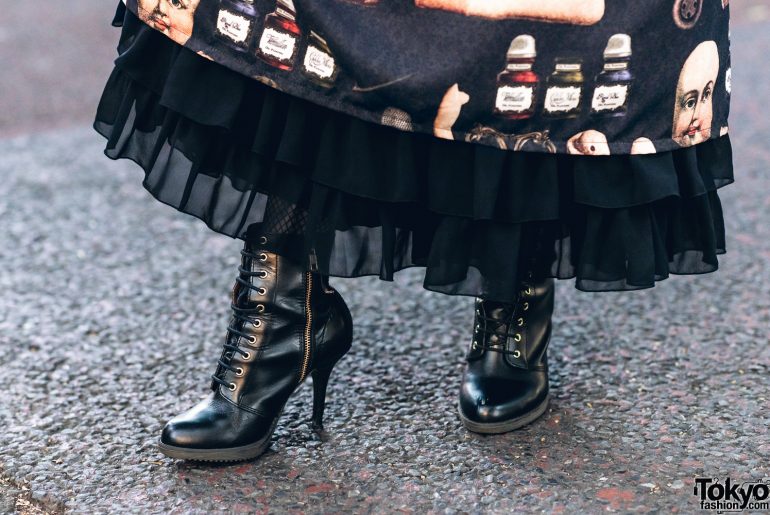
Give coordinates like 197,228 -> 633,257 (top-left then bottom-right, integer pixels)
671,40 -> 718,147
414,0 -> 605,25
137,0 -> 201,45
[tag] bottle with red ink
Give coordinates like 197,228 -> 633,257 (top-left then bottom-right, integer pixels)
256,0 -> 302,71
493,35 -> 540,120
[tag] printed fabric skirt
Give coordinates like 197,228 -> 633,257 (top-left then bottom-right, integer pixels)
93,4 -> 735,304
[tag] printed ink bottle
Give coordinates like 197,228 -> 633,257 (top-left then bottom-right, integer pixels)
590,34 -> 633,117
300,30 -> 339,87
493,35 -> 540,120
256,0 -> 301,71
215,0 -> 258,52
543,57 -> 584,118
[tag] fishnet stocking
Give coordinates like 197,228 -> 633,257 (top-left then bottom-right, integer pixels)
260,195 -> 310,235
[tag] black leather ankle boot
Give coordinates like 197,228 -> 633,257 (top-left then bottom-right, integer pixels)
458,276 -> 554,434
158,236 -> 354,461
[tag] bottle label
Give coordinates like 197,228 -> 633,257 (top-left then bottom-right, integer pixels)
591,84 -> 628,111
495,85 -> 534,112
555,63 -> 580,71
216,10 -> 251,44
507,63 -> 532,71
259,27 -> 297,61
603,62 -> 628,71
543,86 -> 581,112
303,44 -> 336,79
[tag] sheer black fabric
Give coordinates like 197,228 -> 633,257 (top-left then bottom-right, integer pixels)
92,7 -> 734,303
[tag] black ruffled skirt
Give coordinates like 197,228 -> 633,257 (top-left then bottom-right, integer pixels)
93,5 -> 734,303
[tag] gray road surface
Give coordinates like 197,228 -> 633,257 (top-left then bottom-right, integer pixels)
0,3 -> 769,515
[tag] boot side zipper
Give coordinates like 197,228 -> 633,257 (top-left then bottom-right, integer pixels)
299,270 -> 313,382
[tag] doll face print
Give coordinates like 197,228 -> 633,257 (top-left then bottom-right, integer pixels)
138,0 -> 201,45
672,40 -> 718,147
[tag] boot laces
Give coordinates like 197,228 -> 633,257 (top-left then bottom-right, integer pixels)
211,246 -> 269,390
472,283 -> 533,355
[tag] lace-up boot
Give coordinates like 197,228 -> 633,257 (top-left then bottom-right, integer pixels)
458,276 -> 555,433
158,236 -> 354,461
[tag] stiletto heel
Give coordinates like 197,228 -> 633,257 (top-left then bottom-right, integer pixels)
311,366 -> 334,431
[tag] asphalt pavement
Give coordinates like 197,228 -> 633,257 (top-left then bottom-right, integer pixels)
0,4 -> 769,515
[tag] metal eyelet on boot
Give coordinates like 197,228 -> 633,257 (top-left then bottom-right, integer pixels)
258,270 -> 268,278
517,317 -> 524,326
235,367 -> 244,377
242,352 -> 251,360
228,382 -> 237,391
252,319 -> 262,328
514,333 -> 522,342
512,350 -> 521,358
247,335 -> 258,345
259,253 -> 268,261
523,302 -> 529,311
259,236 -> 268,244
258,287 -> 267,295
257,304 -> 265,313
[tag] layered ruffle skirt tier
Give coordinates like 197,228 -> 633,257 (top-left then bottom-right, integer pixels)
93,5 -> 734,303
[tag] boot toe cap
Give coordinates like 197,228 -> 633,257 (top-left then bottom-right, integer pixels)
160,407 -> 227,449
160,417 -> 207,448
159,392 -> 268,449
459,374 -> 548,426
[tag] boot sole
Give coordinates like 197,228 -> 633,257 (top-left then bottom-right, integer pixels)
157,406 -> 284,462
458,394 -> 549,434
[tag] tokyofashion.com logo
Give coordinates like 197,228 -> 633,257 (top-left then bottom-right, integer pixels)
693,477 -> 770,513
